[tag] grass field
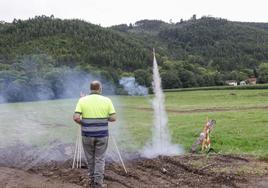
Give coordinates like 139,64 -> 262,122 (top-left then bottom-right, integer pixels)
0,89 -> 267,156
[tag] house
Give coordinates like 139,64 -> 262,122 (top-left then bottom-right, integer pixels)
240,81 -> 247,86
225,80 -> 237,86
247,77 -> 257,85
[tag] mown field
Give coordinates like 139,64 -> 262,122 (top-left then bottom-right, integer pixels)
0,89 -> 268,156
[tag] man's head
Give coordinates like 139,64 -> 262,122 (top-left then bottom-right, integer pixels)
90,80 -> 102,94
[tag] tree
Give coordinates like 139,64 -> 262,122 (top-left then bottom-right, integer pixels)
258,63 -> 268,83
179,70 -> 198,88
134,69 -> 151,87
191,14 -> 197,20
161,70 -> 182,89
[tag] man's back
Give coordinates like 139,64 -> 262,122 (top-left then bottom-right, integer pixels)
76,94 -> 114,119
73,80 -> 116,187
75,94 -> 115,138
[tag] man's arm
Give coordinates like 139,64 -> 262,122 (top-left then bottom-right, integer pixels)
73,113 -> 82,124
108,113 -> 116,122
107,98 -> 116,122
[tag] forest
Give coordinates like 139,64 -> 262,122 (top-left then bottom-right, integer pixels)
1,15 -> 268,102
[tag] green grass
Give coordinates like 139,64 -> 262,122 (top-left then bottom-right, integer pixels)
164,84 -> 268,92
0,89 -> 268,156
115,89 -> 268,156
169,110 -> 268,155
118,89 -> 268,110
165,89 -> 268,110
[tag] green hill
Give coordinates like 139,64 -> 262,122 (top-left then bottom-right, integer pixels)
111,17 -> 268,88
158,17 -> 268,69
0,16 -> 151,71
112,17 -> 268,70
0,16 -> 152,102
1,15 -> 268,102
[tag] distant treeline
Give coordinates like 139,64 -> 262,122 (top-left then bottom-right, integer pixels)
164,84 -> 268,92
0,15 -> 268,102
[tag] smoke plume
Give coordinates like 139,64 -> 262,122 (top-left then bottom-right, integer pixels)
141,51 -> 183,158
0,54 -> 123,168
119,77 -> 148,96
0,55 -> 115,103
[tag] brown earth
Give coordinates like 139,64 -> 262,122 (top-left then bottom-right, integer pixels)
1,154 -> 268,188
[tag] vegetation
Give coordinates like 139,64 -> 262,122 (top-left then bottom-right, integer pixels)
1,15 -> 268,102
164,84 -> 268,92
118,89 -> 268,156
1,89 -> 267,156
112,17 -> 268,88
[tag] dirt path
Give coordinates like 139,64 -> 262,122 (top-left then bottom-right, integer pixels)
1,154 -> 267,188
121,105 -> 268,114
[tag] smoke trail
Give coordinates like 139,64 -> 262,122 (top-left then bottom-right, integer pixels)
0,97 -> 124,169
0,54 -> 141,168
0,95 -> 5,103
0,100 -> 76,169
0,77 -> 128,169
106,96 -> 141,163
0,56 -> 118,168
0,55 -> 115,103
141,50 -> 183,158
119,77 -> 148,96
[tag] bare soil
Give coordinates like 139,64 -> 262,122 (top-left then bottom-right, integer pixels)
1,154 -> 268,188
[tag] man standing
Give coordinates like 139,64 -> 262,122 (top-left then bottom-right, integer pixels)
73,80 -> 116,188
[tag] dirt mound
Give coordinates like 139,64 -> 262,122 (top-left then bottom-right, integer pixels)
0,142 -> 73,170
0,167 -> 82,188
1,154 -> 266,188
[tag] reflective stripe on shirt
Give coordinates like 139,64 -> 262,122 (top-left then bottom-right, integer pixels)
81,118 -> 108,137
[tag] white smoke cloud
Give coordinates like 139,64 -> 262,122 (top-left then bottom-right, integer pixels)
119,77 -> 148,96
0,95 -> 5,103
141,52 -> 183,158
0,67 -> 118,168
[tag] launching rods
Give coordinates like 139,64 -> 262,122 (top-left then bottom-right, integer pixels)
111,135 -> 128,174
72,128 -> 79,168
72,126 -> 82,169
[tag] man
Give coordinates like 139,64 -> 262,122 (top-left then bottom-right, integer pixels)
73,80 -> 116,188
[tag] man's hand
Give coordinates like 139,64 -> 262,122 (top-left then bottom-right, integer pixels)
73,113 -> 82,125
108,114 -> 116,122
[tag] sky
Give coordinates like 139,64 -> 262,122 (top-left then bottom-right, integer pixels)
1,0 -> 268,26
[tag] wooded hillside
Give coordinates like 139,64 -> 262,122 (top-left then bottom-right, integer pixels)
1,15 -> 268,102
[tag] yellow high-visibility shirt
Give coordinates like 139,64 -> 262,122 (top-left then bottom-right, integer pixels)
75,94 -> 115,118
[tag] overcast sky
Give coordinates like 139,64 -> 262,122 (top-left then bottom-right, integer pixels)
1,0 -> 267,26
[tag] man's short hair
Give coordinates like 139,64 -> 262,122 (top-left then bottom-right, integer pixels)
90,80 -> 102,92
